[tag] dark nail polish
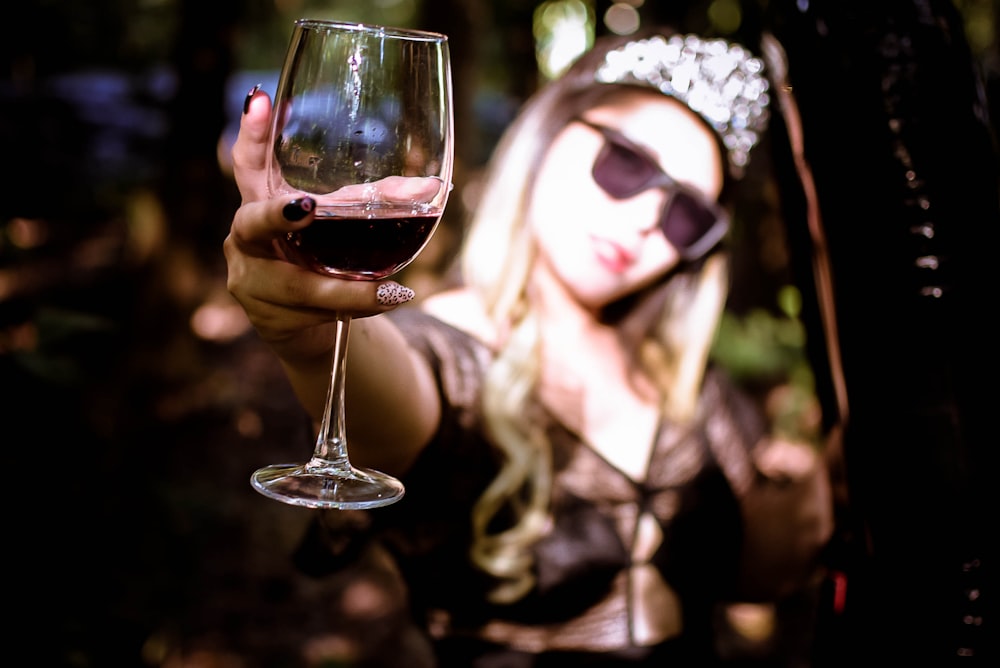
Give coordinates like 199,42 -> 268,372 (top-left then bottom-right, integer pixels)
283,197 -> 315,222
243,83 -> 262,115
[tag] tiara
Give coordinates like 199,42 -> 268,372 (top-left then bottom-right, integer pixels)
595,34 -> 770,176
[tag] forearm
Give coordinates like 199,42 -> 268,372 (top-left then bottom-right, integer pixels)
737,439 -> 835,601
276,313 -> 441,476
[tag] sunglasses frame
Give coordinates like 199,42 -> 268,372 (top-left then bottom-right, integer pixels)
575,117 -> 730,262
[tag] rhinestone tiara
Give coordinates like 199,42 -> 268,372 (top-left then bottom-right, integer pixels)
595,34 -> 770,176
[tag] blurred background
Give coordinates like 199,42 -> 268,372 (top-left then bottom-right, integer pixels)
3,1 -> 997,667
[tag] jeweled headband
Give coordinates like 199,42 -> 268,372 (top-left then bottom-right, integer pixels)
595,34 -> 770,177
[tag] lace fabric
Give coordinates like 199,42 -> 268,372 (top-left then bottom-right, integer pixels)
308,308 -> 776,661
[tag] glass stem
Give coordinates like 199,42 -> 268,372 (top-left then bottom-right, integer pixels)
309,315 -> 352,471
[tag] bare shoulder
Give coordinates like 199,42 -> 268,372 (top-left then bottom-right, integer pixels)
421,288 -> 497,347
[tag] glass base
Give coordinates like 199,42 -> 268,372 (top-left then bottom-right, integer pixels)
251,463 -> 405,509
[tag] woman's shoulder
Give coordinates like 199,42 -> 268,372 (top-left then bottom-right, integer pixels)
421,287 -> 498,348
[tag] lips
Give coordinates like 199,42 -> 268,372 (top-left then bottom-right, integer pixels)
591,236 -> 636,273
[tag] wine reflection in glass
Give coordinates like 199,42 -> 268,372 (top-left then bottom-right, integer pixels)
251,19 -> 454,509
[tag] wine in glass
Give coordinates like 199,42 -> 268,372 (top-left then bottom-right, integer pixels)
251,19 -> 453,509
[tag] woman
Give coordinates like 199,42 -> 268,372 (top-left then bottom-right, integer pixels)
225,27 -> 832,666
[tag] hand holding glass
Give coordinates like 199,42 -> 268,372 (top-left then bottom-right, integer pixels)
251,20 -> 454,509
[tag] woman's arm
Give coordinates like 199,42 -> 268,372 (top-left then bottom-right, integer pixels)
737,437 -> 834,601
706,372 -> 834,601
223,89 -> 441,475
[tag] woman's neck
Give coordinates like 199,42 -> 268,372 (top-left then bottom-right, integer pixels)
530,265 -> 663,479
529,262 -> 657,403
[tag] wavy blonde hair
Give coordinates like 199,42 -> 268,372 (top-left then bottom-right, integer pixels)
460,30 -> 736,604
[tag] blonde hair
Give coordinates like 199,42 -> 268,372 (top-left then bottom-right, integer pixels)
459,30 -> 738,604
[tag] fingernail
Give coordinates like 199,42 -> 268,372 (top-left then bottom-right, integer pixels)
283,197 -> 315,222
376,282 -> 415,306
243,83 -> 262,114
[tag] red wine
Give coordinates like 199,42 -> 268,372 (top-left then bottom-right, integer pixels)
281,203 -> 441,280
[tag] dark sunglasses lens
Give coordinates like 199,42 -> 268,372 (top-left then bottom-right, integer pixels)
661,191 -> 720,252
593,141 -> 659,199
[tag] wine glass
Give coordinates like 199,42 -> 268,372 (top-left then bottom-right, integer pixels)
251,19 -> 453,509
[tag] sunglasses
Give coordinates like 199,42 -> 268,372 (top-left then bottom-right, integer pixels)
577,118 -> 730,262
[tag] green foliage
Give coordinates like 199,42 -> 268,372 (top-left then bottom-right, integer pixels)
712,306 -> 806,383
711,285 -> 820,442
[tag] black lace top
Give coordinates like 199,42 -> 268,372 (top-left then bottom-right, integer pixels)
311,308 -> 774,664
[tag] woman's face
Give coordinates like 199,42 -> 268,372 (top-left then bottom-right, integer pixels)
528,89 -> 725,310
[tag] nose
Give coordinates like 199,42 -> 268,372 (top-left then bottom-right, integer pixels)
633,190 -> 668,236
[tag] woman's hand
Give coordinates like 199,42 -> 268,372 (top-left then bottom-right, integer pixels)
223,89 -> 414,364
223,88 -> 434,473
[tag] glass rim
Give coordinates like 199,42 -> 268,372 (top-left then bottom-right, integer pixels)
294,18 -> 448,42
